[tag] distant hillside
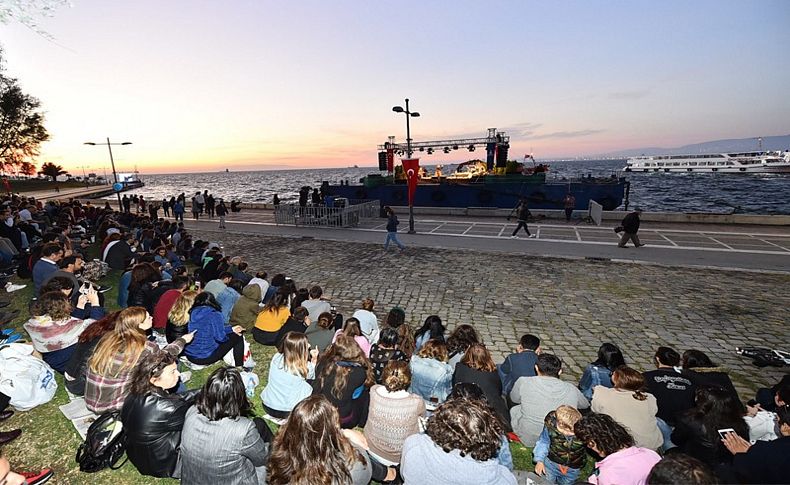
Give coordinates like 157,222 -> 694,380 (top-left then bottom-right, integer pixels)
600,134 -> 790,158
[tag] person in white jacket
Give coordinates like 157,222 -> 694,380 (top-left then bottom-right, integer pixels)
352,298 -> 379,345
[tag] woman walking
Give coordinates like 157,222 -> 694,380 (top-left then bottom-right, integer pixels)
383,206 -> 405,250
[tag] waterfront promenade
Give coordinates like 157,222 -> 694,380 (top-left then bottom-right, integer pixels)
178,211 -> 790,399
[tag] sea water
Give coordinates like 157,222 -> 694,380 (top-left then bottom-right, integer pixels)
113,160 -> 790,214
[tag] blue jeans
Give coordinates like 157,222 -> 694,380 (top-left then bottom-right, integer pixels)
384,231 -> 404,249
656,417 -> 676,451
543,457 -> 581,485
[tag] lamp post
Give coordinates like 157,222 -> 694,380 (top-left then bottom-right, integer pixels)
84,138 -> 132,210
392,98 -> 420,234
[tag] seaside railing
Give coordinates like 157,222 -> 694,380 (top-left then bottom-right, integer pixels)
274,199 -> 380,228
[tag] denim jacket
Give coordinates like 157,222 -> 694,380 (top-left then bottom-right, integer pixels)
578,364 -> 613,400
409,355 -> 453,406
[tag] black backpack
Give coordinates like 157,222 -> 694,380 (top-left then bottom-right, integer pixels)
75,411 -> 127,473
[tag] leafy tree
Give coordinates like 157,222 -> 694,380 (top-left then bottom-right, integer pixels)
19,160 -> 37,177
0,49 -> 50,173
38,161 -> 67,181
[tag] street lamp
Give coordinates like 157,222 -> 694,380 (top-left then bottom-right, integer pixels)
392,98 -> 420,234
84,138 -> 132,210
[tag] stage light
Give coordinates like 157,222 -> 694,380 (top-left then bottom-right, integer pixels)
468,145 -> 475,152
419,147 -> 424,151
443,147 -> 450,153
452,145 -> 458,150
427,148 -> 434,154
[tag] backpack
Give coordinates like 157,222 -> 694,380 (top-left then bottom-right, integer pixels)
82,259 -> 109,282
75,411 -> 127,473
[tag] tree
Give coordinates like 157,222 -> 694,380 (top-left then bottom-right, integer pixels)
0,50 -> 50,173
38,162 -> 67,181
19,161 -> 36,178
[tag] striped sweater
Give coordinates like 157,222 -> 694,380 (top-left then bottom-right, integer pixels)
85,338 -> 185,414
363,384 -> 425,463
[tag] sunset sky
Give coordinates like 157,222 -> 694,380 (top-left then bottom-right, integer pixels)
2,0 -> 789,174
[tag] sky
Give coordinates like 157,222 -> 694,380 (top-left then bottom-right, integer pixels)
2,0 -> 789,174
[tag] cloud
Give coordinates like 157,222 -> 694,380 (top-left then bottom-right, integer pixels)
528,129 -> 606,140
608,90 -> 650,100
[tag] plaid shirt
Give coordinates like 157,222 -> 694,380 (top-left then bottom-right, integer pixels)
85,338 -> 185,414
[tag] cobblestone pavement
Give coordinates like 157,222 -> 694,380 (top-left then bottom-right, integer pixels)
194,228 -> 789,399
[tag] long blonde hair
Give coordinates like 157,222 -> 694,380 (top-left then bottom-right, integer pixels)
168,290 -> 198,326
88,307 -> 149,376
279,331 -> 310,378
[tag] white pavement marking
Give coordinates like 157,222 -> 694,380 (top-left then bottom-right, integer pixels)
197,219 -> 790,256
707,236 -> 735,250
461,223 -> 476,235
574,228 -> 582,241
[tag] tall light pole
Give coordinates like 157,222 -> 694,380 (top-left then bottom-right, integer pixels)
392,98 -> 420,234
84,138 -> 132,210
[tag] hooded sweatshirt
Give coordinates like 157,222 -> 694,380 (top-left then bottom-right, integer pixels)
229,284 -> 262,328
185,305 -> 232,360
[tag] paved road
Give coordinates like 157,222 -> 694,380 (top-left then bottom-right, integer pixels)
179,211 -> 790,273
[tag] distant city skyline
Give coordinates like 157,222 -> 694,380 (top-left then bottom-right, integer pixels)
2,0 -> 789,174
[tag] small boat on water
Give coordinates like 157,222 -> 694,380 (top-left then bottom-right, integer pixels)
623,150 -> 790,173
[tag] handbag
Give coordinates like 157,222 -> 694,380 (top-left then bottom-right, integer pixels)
614,226 -> 624,233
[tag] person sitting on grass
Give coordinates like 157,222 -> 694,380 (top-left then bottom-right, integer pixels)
352,297 -> 379,345
121,349 -> 199,478
368,327 -> 408,383
0,450 -> 53,485
510,353 -> 590,446
260,331 -> 319,419
23,287 -> 103,373
184,292 -> 246,367
85,307 -> 193,414
304,311 -> 337,353
216,279 -> 243,324
409,339 -> 454,409
579,342 -> 626,401
414,315 -> 445,351
63,311 -> 119,396
274,306 -> 311,347
229,283 -> 263,329
498,333 -> 540,397
333,317 -> 371,357
721,404 -> 790,484
312,335 -> 375,429
252,292 -> 290,346
642,346 -> 696,441
384,307 -> 415,358
453,343 -> 511,432
533,405 -> 586,485
364,361 -> 425,466
180,367 -> 273,485
400,397 -> 517,485
446,324 -> 480,367
267,394 -> 397,484
591,365 -> 663,451
574,413 -> 661,485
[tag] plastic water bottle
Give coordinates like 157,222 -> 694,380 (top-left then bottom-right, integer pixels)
242,371 -> 259,398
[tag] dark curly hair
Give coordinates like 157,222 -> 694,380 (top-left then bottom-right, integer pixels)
647,453 -> 716,485
574,412 -> 634,456
426,398 -> 503,462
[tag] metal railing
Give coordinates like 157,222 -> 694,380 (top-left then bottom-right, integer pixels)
274,200 -> 380,228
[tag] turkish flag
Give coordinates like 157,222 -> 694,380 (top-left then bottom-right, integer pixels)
401,158 -> 420,207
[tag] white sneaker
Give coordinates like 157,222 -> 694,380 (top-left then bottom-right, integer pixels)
5,282 -> 26,292
510,235 -> 518,239
529,234 -> 537,238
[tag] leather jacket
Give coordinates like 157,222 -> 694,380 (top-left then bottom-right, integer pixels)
120,389 -> 199,478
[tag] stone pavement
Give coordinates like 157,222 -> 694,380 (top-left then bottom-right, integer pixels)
189,227 -> 789,399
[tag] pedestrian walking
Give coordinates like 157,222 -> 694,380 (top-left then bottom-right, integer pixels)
161,197 -> 170,217
383,206 -> 405,250
563,193 -> 576,222
173,199 -> 184,221
216,199 -> 228,229
617,207 -> 645,248
510,199 -> 536,238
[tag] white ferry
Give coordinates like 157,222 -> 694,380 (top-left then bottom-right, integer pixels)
623,150 -> 790,173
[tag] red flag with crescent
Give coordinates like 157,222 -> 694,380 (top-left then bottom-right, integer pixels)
386,148 -> 394,172
401,158 -> 420,206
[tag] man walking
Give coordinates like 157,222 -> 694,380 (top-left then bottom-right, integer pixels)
563,193 -> 576,222
511,199 -> 536,239
383,206 -> 405,250
618,207 -> 645,248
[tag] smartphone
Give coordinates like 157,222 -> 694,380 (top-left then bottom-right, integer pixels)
330,305 -> 337,314
80,282 -> 90,294
717,428 -> 736,439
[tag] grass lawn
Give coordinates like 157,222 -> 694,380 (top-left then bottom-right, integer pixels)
0,253 -> 591,484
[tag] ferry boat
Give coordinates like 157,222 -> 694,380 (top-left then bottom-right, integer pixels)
623,150 -> 790,173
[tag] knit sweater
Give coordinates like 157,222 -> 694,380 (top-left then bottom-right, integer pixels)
363,385 -> 425,463
23,314 -> 94,353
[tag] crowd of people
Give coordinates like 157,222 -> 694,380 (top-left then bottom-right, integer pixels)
0,192 -> 788,484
